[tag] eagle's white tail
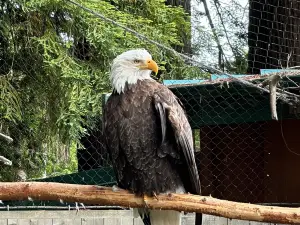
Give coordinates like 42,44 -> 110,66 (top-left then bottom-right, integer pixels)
133,186 -> 184,225
150,210 -> 181,225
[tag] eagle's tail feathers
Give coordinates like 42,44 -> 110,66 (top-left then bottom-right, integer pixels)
133,208 -> 140,218
134,208 -> 151,225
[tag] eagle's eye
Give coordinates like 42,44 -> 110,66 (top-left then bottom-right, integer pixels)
133,59 -> 140,64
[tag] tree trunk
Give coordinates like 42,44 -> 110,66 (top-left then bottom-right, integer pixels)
165,0 -> 191,14
248,0 -> 300,74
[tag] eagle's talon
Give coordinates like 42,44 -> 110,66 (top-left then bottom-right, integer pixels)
75,202 -> 79,214
80,203 -> 86,210
112,185 -> 120,192
143,195 -> 149,208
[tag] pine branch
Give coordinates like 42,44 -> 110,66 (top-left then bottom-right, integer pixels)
0,182 -> 300,223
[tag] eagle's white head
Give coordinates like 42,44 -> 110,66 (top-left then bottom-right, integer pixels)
110,49 -> 159,94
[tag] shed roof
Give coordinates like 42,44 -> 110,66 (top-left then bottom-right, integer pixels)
163,69 -> 300,128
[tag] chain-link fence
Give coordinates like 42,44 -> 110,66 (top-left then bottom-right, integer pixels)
1,0 -> 300,212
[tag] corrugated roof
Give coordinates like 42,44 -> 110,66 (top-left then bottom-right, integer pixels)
163,69 -> 300,88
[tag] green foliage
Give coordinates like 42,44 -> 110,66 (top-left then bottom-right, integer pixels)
226,51 -> 248,74
0,0 -> 198,181
0,76 -> 21,122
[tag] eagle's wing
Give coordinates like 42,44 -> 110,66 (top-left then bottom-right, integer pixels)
103,93 -> 129,188
153,85 -> 201,194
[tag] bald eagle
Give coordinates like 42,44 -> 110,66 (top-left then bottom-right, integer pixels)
103,49 -> 201,225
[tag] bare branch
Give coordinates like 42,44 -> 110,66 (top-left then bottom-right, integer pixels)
200,0 -> 231,68
258,71 -> 300,105
286,87 -> 300,90
0,156 -> 12,166
269,74 -> 281,120
212,0 -> 239,61
0,182 -> 300,223
279,89 -> 300,98
260,74 -> 282,120
284,75 -> 299,88
0,133 -> 13,143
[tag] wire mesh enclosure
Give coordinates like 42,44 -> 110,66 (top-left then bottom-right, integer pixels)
1,0 -> 300,212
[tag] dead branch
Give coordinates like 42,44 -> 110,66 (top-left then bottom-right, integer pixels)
212,0 -> 240,62
200,0 -> 231,68
269,75 -> 281,120
285,75 -> 299,88
258,71 -> 300,109
0,182 -> 300,224
0,156 -> 12,166
0,132 -> 13,143
260,74 -> 282,120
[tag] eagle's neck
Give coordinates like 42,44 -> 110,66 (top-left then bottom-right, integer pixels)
110,64 -> 152,94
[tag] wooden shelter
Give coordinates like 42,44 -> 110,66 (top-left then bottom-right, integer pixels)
164,69 -> 300,205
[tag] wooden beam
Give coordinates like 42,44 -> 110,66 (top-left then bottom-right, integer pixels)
0,182 -> 299,224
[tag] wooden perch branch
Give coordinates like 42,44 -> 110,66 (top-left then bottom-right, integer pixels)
0,182 -> 299,224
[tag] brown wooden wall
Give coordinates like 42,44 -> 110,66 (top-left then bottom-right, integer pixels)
264,119 -> 300,203
197,119 -> 300,204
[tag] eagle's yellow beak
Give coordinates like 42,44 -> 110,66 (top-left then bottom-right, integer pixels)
140,59 -> 159,75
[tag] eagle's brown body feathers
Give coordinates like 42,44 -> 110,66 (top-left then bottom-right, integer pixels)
103,80 -> 201,197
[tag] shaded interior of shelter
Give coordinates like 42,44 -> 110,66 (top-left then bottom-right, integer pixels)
168,78 -> 300,205
196,120 -> 300,204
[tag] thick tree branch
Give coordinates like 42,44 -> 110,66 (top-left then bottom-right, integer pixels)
260,74 -> 282,120
0,182 -> 300,223
269,75 -> 281,120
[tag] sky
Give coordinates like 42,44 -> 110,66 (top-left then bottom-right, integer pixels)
190,0 -> 249,66
191,0 -> 248,29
